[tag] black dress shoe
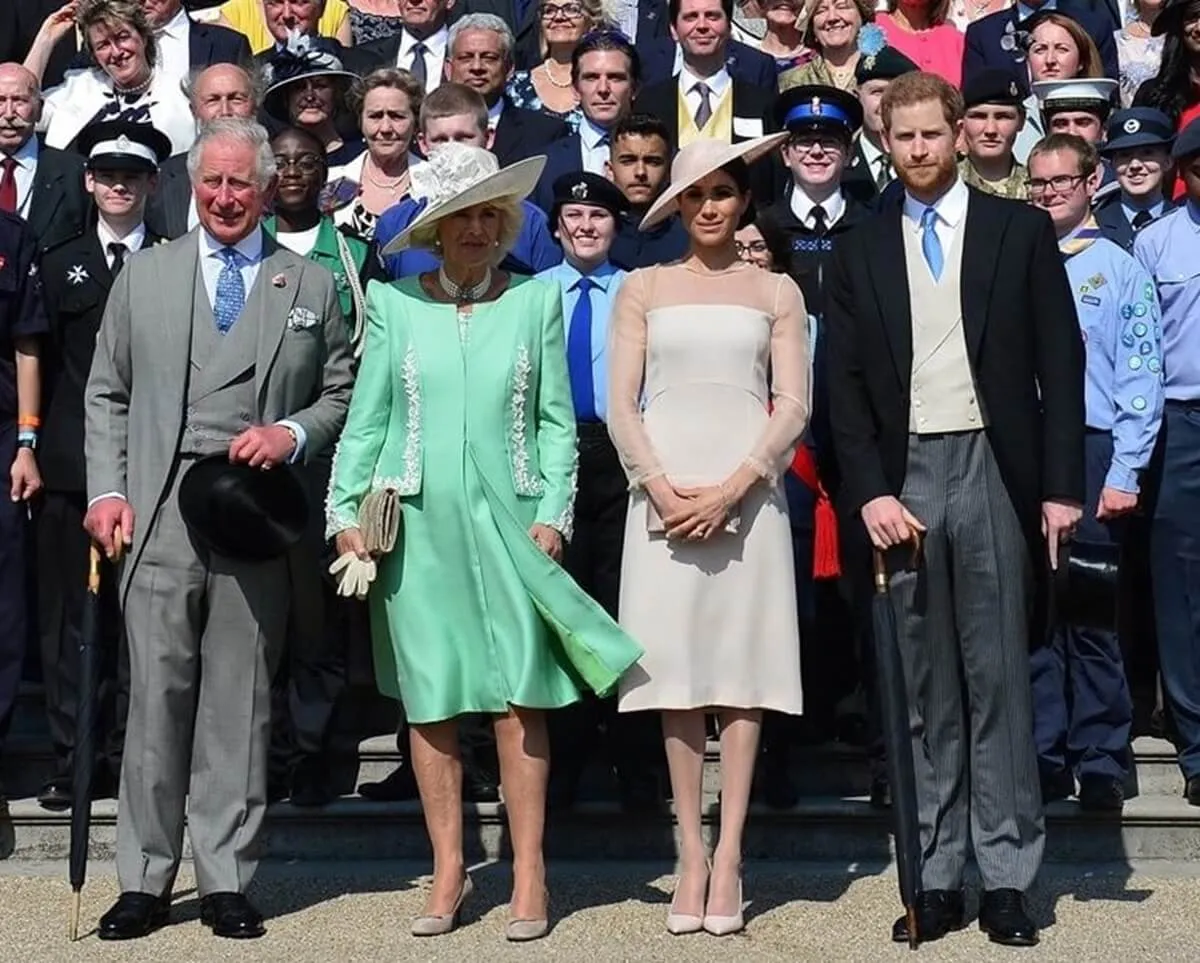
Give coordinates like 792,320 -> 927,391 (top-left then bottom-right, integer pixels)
98,892 -> 170,941
290,755 -> 335,808
1077,774 -> 1125,811
891,890 -> 965,944
358,765 -> 419,802
979,889 -> 1038,946
200,892 -> 265,939
869,776 -> 891,810
1040,769 -> 1075,804
1185,776 -> 1200,807
37,780 -> 72,812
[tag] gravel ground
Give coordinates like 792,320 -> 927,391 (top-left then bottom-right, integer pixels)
0,860 -> 1193,963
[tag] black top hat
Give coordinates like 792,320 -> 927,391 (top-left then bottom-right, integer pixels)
1052,539 -> 1121,633
76,120 -> 173,173
550,172 -> 629,222
774,84 -> 863,139
963,69 -> 1029,110
178,455 -> 309,562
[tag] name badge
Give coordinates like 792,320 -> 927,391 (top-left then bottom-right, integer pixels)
1081,294 -> 1101,307
733,116 -> 764,139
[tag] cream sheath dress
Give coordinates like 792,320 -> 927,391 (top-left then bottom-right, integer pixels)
607,260 -> 810,714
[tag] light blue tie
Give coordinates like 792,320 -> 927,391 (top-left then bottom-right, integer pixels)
920,207 -> 943,281
214,247 -> 246,334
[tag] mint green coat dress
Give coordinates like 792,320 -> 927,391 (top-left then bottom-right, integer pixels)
325,275 -> 643,723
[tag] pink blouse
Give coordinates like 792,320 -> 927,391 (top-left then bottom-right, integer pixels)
878,13 -> 965,88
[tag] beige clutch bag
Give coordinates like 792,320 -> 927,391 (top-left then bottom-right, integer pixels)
359,488 -> 402,555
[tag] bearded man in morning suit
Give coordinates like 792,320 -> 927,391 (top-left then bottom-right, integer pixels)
84,117 -> 353,941
826,72 -> 1086,948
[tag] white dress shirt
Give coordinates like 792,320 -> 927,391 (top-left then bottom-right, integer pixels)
198,225 -> 264,310
3,137 -> 39,218
903,175 -> 969,259
155,7 -> 192,88
678,64 -> 731,120
859,134 -> 892,187
97,219 -> 147,268
579,116 -> 611,175
487,97 -> 504,132
397,26 -> 448,92
790,187 -> 846,230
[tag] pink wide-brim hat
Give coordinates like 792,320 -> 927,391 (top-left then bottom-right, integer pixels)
639,132 -> 790,231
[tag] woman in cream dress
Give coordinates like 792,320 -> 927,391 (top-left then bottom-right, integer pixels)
607,133 -> 809,937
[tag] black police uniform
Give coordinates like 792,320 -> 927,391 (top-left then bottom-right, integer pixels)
0,211 -> 50,793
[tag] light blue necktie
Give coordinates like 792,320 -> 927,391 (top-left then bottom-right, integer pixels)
920,207 -> 943,281
567,277 -> 596,422
214,247 -> 246,334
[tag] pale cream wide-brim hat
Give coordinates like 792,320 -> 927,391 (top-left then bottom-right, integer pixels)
380,144 -> 547,256
639,132 -> 789,231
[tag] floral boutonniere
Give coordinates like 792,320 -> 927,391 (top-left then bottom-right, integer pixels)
1000,19 -> 1029,62
272,273 -> 288,288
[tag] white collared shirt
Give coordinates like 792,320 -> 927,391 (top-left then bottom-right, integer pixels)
678,64 -> 731,120
579,116 -> 611,175
790,187 -> 845,230
97,219 -> 147,268
859,134 -> 891,186
398,26 -> 448,92
903,176 -> 969,257
155,6 -> 192,88
487,97 -> 504,132
2,137 -> 39,218
198,225 -> 264,309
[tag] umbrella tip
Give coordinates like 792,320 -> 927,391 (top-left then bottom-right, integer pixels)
69,891 -> 81,941
906,905 -> 918,950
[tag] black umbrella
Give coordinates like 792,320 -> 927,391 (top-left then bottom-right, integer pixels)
872,538 -> 923,950
69,540 -> 110,941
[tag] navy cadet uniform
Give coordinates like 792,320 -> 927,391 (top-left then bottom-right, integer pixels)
1095,108 -> 1177,251
1031,78 -> 1121,197
35,122 -> 172,809
1135,118 -> 1200,801
538,173 -> 663,811
1029,217 -> 1164,806
0,211 -> 48,793
757,85 -> 876,786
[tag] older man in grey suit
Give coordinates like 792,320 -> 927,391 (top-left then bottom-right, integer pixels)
83,117 -> 354,942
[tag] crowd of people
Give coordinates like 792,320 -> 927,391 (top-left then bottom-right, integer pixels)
0,0 -> 1199,951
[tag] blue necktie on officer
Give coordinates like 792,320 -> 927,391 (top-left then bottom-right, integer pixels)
567,276 -> 596,421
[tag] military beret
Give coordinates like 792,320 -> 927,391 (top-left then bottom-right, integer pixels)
550,172 -> 629,220
962,69 -> 1028,109
854,25 -> 919,85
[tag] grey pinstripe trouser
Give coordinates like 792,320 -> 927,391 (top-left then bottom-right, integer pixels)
888,430 -> 1044,892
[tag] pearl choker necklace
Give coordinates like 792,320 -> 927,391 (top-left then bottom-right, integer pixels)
438,266 -> 491,303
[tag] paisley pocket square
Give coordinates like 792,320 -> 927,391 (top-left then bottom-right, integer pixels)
286,306 -> 319,330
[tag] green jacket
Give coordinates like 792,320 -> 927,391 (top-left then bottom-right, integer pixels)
263,215 -> 377,337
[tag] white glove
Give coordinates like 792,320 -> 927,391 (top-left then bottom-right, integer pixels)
329,551 -> 377,600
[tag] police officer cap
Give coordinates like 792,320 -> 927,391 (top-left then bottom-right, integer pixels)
962,69 -> 1028,109
550,172 -> 629,220
1101,107 -> 1175,155
76,121 -> 172,174
854,25 -> 919,85
1172,115 -> 1200,161
774,85 -> 863,138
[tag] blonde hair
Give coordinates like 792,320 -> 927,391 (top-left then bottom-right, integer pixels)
802,0 -> 875,50
538,0 -> 614,58
410,197 -> 526,267
77,0 -> 158,69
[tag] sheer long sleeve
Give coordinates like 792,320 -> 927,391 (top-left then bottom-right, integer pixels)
606,269 -> 667,488
744,274 -> 811,482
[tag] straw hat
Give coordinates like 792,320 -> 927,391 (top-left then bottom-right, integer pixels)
380,144 -> 546,256
639,132 -> 789,231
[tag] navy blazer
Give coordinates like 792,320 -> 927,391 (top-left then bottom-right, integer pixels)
636,38 -> 778,89
492,102 -> 570,166
1093,192 -> 1176,251
962,1 -> 1119,90
530,135 -> 587,215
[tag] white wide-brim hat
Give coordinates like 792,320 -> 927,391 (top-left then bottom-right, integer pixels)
639,132 -> 789,231
380,145 -> 547,256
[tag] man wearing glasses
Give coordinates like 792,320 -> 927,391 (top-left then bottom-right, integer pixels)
1027,132 -> 1164,812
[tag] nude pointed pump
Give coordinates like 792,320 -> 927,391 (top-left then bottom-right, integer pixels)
411,875 -> 473,937
703,878 -> 744,936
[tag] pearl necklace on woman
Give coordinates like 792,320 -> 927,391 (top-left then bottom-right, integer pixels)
541,59 -> 573,88
437,265 -> 492,303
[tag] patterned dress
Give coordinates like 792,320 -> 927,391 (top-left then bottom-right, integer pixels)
506,71 -> 584,135
350,6 -> 404,44
326,277 -> 643,722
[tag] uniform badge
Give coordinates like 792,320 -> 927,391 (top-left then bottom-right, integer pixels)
1088,273 -> 1107,289
811,96 -> 822,114
1124,118 -> 1141,134
1009,81 -> 1019,97
570,181 -> 588,200
67,265 -> 89,286
1081,294 -> 1101,306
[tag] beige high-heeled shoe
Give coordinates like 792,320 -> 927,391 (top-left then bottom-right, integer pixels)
703,877 -> 744,936
666,864 -> 709,935
505,888 -> 549,942
411,875 -> 473,937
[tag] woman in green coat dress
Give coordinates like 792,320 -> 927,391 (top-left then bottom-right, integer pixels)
325,144 -> 642,941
